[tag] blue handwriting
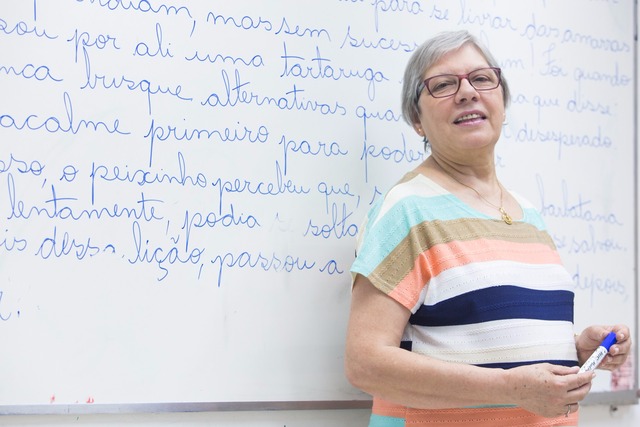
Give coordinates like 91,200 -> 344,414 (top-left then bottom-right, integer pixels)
127,220 -> 204,281
274,17 -> 331,40
561,30 -> 630,53
0,17 -> 56,39
0,291 -> 13,321
520,13 -> 631,53
532,94 -> 560,122
339,25 -> 417,53
355,104 -> 400,139
81,48 -> 192,114
7,174 -> 163,222
211,161 -> 310,214
372,0 -> 423,32
367,186 -> 384,206
181,205 -> 260,252
205,11 -> 273,31
0,153 -> 44,176
536,175 -> 623,225
428,4 -> 449,21
520,14 -> 560,41
566,87 -> 612,116
75,0 -> 192,18
539,44 -> 567,78
317,182 -> 356,213
35,226 -> 115,260
280,42 -> 388,101
201,69 -> 347,116
278,134 -> 348,176
144,119 -> 268,167
457,0 -> 518,31
0,91 -> 128,135
512,122 -> 612,160
360,133 -> 423,182
210,250 -> 316,288
205,12 -> 330,40
304,202 -> 358,239
90,152 -> 207,202
572,264 -> 628,307
0,63 -> 62,82
0,228 -> 28,253
573,62 -> 631,86
185,50 -> 264,68
67,28 -> 120,63
568,224 -> 626,255
134,22 -> 173,58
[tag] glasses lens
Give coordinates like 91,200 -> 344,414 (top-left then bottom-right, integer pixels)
426,75 -> 459,98
424,68 -> 500,98
469,68 -> 500,90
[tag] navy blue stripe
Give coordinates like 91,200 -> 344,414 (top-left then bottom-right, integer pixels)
409,286 -> 574,327
476,360 -> 578,369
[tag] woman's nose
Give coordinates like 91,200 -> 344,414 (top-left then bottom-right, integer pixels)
455,77 -> 479,101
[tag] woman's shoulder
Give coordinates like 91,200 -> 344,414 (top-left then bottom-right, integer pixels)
385,170 -> 449,201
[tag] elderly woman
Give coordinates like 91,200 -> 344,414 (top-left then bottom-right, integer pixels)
345,30 -> 631,427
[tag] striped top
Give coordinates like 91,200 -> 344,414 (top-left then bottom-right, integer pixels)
350,172 -> 579,427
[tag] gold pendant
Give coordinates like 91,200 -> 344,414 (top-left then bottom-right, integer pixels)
499,207 -> 513,225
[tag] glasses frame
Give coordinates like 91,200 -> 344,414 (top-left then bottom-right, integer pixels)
416,67 -> 502,100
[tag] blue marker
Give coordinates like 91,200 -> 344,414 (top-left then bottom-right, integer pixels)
578,331 -> 617,373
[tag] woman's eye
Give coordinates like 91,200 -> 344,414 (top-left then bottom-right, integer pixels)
430,79 -> 456,92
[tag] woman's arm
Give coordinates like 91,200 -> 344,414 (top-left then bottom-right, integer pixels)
344,275 -> 596,417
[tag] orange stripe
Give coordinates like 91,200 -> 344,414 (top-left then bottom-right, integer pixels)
371,219 -> 556,301
388,239 -> 562,310
372,398 -> 578,426
372,398 -> 407,418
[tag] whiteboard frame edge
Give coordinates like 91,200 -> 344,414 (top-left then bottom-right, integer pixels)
1,393 -> 638,416
582,390 -> 638,407
0,400 -> 374,415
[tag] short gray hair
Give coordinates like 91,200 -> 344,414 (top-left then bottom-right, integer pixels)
401,30 -> 511,127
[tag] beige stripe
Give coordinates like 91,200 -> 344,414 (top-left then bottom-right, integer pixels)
370,218 -> 556,291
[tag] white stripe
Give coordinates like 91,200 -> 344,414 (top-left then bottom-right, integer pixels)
371,174 -> 446,228
407,319 -> 577,365
424,260 -> 573,306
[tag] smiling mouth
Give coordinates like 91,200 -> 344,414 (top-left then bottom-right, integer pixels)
454,113 -> 485,124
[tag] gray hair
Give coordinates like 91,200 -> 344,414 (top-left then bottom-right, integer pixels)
401,30 -> 511,127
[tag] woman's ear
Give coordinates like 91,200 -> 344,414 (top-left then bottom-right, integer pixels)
413,123 -> 424,137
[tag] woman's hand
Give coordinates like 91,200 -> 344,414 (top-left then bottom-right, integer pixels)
505,363 -> 594,418
576,325 -> 631,371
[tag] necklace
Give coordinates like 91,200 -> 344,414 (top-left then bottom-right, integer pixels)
436,162 -> 513,225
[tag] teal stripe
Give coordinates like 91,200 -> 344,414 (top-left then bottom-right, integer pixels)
353,194 -> 463,276
521,206 -> 547,230
464,404 -> 518,409
368,413 -> 405,427
352,189 -> 550,278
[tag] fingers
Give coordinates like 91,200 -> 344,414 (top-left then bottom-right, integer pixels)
602,325 -> 632,370
569,371 -> 594,394
508,363 -> 594,418
582,325 -> 628,344
548,364 -> 579,375
577,324 -> 632,371
544,366 -> 592,398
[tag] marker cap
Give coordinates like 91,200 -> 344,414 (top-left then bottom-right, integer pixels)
601,331 -> 617,350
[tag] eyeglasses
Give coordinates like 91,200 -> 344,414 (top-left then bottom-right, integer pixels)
416,67 -> 502,100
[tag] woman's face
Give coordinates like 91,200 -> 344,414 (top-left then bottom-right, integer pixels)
414,43 -> 505,157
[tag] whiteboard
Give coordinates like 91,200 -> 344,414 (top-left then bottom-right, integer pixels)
0,0 -> 636,413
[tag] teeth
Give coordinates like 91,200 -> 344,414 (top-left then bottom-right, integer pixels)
455,113 -> 482,123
